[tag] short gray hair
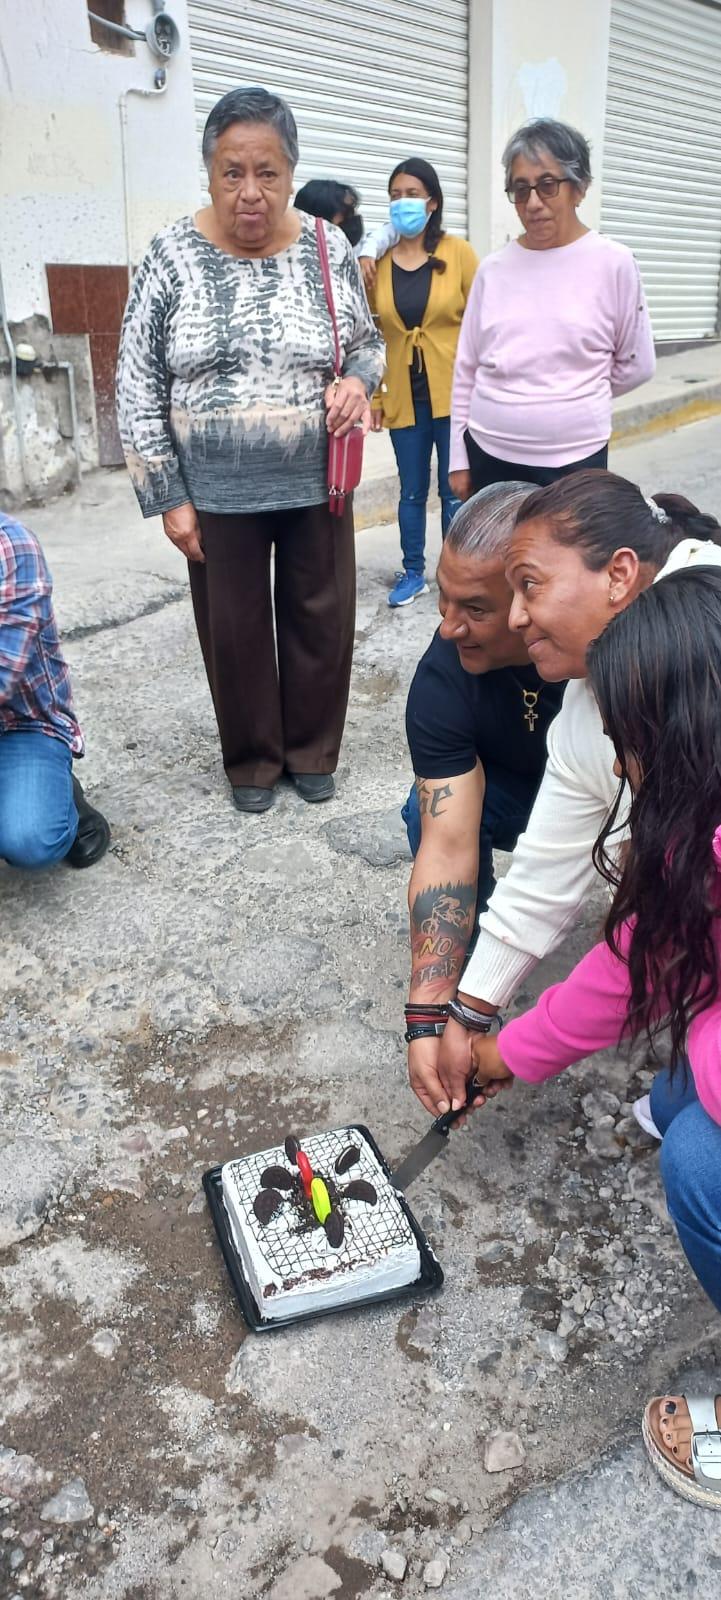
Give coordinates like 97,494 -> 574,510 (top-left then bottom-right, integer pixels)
445,482 -> 531,562
202,87 -> 299,174
502,118 -> 592,195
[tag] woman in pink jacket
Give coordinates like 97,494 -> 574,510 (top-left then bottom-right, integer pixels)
471,566 -> 721,1509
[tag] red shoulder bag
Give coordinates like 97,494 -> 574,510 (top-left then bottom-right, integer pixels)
315,217 -> 365,517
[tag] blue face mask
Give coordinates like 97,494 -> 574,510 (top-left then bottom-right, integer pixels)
389,198 -> 429,238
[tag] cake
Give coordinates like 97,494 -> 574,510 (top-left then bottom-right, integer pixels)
221,1126 -> 422,1321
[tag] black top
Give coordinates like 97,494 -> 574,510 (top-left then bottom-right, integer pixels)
406,628 -> 566,779
392,258 -> 433,406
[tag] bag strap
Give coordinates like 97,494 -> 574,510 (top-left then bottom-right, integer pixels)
315,216 -> 342,381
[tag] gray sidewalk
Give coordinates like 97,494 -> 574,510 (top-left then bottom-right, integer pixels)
3,415 -> 721,1600
23,360 -> 721,676
15,342 -> 721,539
359,341 -> 721,527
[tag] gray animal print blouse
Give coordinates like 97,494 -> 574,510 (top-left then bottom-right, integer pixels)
116,213 -> 384,518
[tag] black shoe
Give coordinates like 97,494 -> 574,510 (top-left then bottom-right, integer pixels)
66,776 -> 111,868
288,772 -> 335,803
232,785 -> 275,814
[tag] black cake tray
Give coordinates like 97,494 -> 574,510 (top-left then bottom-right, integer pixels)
203,1123 -> 444,1332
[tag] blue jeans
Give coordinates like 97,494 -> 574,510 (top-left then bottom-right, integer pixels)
390,403 -> 459,575
650,1066 -> 721,1315
0,730 -> 77,869
402,762 -> 539,918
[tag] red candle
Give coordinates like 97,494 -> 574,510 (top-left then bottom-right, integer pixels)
296,1150 -> 313,1196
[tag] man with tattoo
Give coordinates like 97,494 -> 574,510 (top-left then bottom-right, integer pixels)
404,484 -> 564,1113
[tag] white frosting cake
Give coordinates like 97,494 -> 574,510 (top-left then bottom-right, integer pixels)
221,1127 -> 421,1321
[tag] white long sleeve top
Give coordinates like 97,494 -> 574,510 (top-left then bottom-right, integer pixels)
461,537 -> 721,1007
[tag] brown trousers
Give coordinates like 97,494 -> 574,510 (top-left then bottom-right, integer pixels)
190,502 -> 356,788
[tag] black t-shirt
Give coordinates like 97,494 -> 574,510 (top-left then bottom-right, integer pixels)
406,628 -> 565,779
392,259 -> 432,405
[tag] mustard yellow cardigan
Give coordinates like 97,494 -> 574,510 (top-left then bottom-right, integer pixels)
369,234 -> 479,429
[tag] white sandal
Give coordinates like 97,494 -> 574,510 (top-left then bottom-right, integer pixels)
642,1394 -> 721,1509
631,1093 -> 662,1140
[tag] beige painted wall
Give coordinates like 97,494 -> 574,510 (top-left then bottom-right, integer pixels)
468,0 -> 612,258
0,0 -> 200,322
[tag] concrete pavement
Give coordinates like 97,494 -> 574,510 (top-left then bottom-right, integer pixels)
2,416 -> 721,1598
358,342 -> 721,527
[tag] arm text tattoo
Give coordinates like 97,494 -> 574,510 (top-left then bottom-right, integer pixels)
415,778 -> 454,819
409,880 -> 476,1000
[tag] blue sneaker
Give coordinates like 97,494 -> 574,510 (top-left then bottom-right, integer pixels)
388,570 -> 429,608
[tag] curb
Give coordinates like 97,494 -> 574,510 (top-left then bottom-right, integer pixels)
356,382 -> 721,528
612,382 -> 721,445
355,474 -> 401,531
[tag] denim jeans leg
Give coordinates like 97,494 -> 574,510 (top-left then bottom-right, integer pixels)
433,414 -> 461,537
650,1066 -> 721,1315
648,1064 -> 700,1135
390,402 -> 433,574
0,730 -> 77,869
402,782 -> 421,855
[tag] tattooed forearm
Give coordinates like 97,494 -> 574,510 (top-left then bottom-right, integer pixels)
415,777 -> 454,819
409,880 -> 477,1001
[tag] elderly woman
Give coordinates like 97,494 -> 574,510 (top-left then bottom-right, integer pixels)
450,119 -> 655,498
116,88 -> 383,814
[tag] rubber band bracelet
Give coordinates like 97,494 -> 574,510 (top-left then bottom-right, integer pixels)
447,998 -> 502,1034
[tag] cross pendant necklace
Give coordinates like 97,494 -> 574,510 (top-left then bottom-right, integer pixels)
521,688 -> 540,733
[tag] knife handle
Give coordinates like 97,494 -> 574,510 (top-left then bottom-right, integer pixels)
432,1077 -> 485,1137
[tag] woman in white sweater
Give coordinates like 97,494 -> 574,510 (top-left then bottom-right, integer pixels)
414,469 -> 721,1119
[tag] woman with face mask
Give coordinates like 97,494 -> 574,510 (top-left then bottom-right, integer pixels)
367,158 -> 478,608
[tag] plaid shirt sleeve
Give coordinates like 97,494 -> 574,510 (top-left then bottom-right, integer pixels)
0,522 -> 51,705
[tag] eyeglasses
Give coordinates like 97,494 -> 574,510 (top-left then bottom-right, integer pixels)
506,176 -> 571,204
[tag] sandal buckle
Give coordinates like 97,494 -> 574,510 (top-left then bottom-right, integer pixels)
692,1429 -> 721,1483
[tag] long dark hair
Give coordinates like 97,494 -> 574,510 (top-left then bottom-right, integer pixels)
588,566 -> 721,1067
515,469 -> 721,572
294,178 -> 359,224
388,157 -> 446,272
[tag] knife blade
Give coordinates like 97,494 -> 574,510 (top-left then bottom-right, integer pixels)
391,1079 -> 483,1192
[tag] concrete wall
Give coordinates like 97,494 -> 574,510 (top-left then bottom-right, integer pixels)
468,0 -> 612,258
0,0 -> 200,501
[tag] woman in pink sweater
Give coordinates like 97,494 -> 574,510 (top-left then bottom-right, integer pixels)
470,566 -> 721,1508
450,118 -> 655,501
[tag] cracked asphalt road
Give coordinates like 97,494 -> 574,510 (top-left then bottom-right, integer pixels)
2,417 -> 721,1598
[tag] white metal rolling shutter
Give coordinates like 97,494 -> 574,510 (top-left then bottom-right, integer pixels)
186,0 -> 468,236
601,0 -> 721,341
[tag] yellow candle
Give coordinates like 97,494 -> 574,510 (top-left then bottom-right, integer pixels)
310,1176 -> 332,1225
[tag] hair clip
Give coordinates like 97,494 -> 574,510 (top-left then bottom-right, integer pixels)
644,496 -> 670,525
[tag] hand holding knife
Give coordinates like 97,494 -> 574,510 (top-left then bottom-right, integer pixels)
391,1076 -> 487,1193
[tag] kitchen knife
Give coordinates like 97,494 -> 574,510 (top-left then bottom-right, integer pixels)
391,1079 -> 483,1192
